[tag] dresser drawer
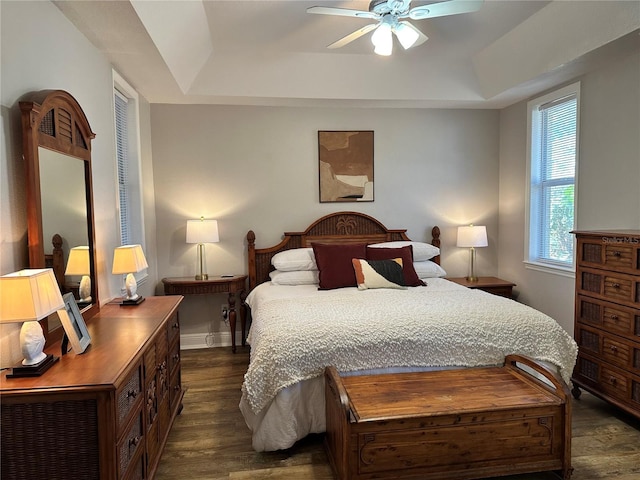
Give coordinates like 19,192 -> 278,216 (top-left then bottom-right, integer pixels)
576,295 -> 640,341
600,363 -> 628,399
578,236 -> 640,275
167,311 -> 180,345
578,267 -> 640,308
170,367 -> 182,411
169,337 -> 181,375
116,364 -> 143,430
576,324 -> 640,373
574,353 -> 640,408
117,409 -> 144,479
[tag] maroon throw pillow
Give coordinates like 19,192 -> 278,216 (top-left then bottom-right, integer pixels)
312,243 -> 368,290
366,245 -> 425,287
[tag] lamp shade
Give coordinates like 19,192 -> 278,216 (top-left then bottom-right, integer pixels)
371,22 -> 393,56
394,22 -> 420,50
112,244 -> 149,275
186,218 -> 219,244
0,269 -> 64,323
65,246 -> 90,275
456,225 -> 488,248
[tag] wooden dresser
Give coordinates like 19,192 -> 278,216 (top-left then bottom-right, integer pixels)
1,295 -> 185,480
571,230 -> 640,419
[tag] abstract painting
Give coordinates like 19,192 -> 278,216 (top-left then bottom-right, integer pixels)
318,131 -> 374,202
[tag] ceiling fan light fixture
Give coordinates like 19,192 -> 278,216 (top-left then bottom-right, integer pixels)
371,20 -> 393,56
394,22 -> 419,49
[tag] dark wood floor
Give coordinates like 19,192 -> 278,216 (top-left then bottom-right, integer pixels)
156,347 -> 640,480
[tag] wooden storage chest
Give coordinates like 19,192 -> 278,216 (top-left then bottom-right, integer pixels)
325,355 -> 572,480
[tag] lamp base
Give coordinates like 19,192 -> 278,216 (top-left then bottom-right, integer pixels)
120,296 -> 145,306
465,276 -> 479,282
6,354 -> 58,378
195,274 -> 209,280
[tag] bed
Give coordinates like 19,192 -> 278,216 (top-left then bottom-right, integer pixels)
240,211 -> 578,452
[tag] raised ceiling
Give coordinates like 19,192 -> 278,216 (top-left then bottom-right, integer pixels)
54,0 -> 640,108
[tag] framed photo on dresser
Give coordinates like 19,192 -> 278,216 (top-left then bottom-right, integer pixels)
58,292 -> 91,354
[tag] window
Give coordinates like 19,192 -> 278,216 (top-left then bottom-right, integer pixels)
526,83 -> 579,273
113,71 -> 146,280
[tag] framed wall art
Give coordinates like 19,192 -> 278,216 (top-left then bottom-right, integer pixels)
318,130 -> 374,203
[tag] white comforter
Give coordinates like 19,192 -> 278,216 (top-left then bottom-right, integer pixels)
241,279 -> 577,450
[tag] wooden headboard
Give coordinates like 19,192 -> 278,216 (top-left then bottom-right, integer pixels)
247,211 -> 441,291
45,233 -> 65,290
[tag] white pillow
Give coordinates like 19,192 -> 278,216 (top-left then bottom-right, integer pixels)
269,269 -> 319,286
370,241 -> 440,262
271,248 -> 317,272
413,260 -> 447,278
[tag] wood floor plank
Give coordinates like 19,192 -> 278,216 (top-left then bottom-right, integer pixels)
155,347 -> 640,480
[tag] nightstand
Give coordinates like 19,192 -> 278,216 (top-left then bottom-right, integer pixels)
162,275 -> 248,352
447,276 -> 516,298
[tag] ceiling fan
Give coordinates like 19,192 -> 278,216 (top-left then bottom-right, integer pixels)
307,0 -> 483,56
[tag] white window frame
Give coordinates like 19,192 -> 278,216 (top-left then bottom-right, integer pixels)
113,70 -> 147,284
524,82 -> 580,277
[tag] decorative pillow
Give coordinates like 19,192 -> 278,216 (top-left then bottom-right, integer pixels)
366,245 -> 424,287
352,258 -> 407,290
269,269 -> 319,286
271,248 -> 317,272
369,241 -> 440,262
312,243 -> 367,290
413,260 -> 447,279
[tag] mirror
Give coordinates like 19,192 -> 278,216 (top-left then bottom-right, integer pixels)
20,90 -> 99,337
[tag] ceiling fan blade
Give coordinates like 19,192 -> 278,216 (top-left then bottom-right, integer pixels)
307,6 -> 380,20
408,0 -> 483,20
395,21 -> 428,49
327,23 -> 379,49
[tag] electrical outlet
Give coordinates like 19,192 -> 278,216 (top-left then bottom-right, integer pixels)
221,304 -> 228,320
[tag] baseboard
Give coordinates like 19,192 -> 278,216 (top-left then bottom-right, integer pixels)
180,331 -> 233,350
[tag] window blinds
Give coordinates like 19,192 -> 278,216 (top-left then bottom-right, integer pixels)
532,94 -> 577,265
114,89 -> 130,246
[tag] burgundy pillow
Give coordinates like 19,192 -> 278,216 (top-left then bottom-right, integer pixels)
366,245 -> 425,287
312,243 -> 368,290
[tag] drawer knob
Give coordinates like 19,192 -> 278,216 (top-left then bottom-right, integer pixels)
127,390 -> 138,399
609,376 -> 617,385
610,314 -> 619,321
129,436 -> 141,448
612,251 -> 622,257
609,345 -> 618,353
173,353 -> 180,361
172,322 -> 179,329
610,283 -> 620,289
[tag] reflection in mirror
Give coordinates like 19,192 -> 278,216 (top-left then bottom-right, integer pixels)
39,148 -> 89,263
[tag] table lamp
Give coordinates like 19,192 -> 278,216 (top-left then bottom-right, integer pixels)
186,218 -> 219,280
65,245 -> 92,303
456,225 -> 488,282
0,268 -> 64,377
112,244 -> 148,305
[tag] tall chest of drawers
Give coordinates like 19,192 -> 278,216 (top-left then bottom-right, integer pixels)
572,230 -> 640,419
1,296 -> 184,479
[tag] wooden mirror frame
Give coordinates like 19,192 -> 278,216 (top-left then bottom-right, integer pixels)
20,90 -> 100,334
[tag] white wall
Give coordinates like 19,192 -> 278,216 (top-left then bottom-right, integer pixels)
151,105 -> 500,344
0,0 -> 158,367
498,52 -> 640,334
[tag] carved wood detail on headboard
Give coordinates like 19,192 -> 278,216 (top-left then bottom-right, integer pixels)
247,211 -> 441,291
44,234 -> 65,291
